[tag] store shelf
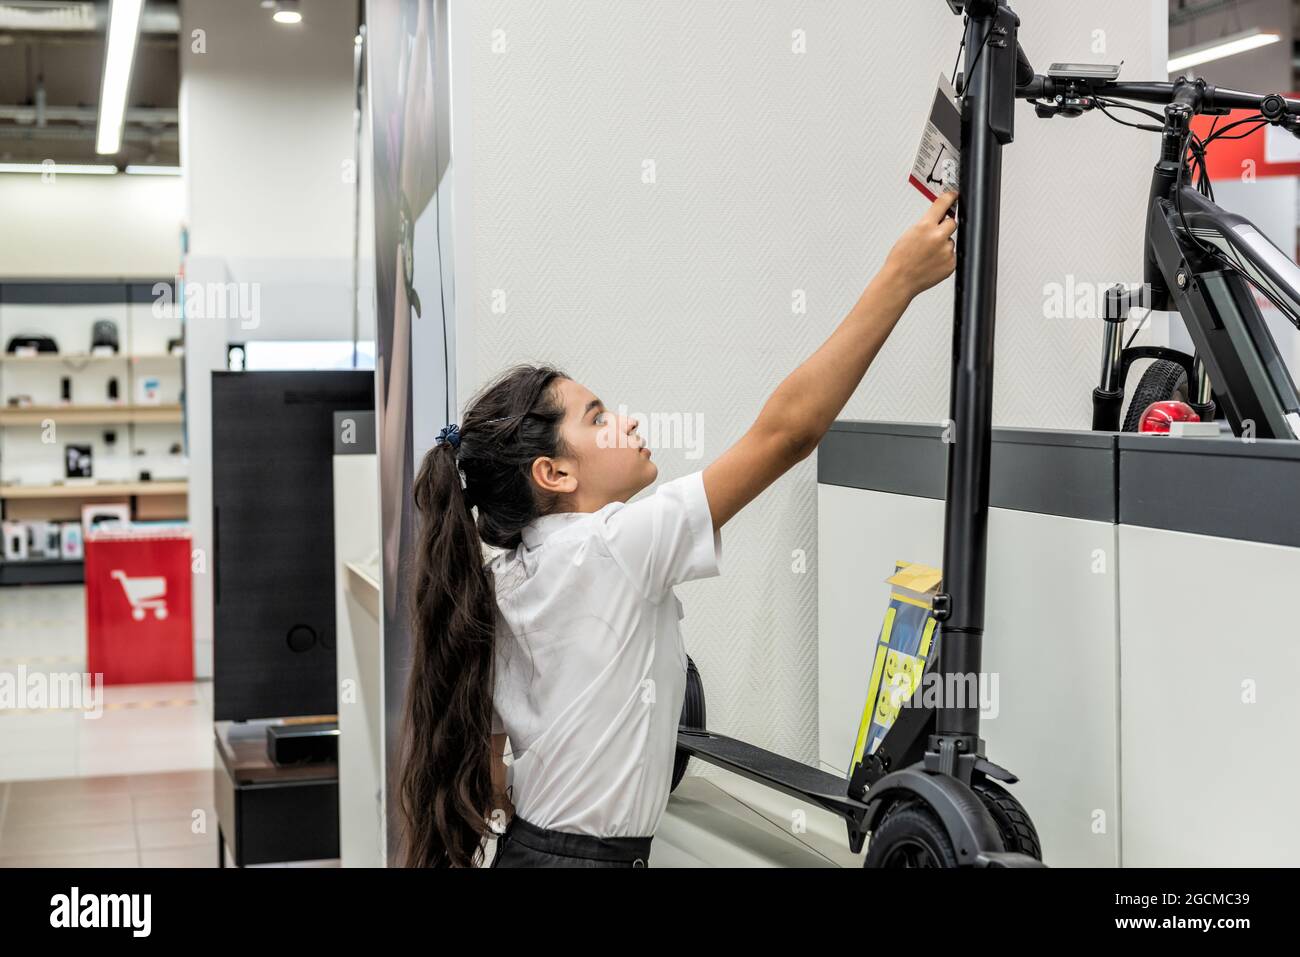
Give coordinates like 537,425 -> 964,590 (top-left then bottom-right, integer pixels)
0,404 -> 183,426
0,558 -> 84,587
0,279 -> 188,548
0,481 -> 188,500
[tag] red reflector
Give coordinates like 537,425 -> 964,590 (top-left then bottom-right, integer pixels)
1138,400 -> 1200,434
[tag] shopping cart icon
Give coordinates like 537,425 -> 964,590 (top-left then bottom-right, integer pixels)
110,569 -> 169,621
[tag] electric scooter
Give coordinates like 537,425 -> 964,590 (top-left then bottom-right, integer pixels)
674,0 -> 1044,868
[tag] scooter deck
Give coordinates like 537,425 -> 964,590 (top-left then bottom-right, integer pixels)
677,728 -> 869,823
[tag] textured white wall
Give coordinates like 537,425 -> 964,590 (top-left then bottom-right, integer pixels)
464,0 -> 1164,768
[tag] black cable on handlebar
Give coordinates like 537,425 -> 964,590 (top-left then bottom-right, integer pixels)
1092,98 -> 1162,133
1095,97 -> 1163,123
1203,114 -> 1269,138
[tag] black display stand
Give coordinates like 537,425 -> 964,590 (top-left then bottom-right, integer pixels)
213,719 -> 339,867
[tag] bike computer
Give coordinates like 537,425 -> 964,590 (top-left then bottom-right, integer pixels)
1047,62 -> 1121,81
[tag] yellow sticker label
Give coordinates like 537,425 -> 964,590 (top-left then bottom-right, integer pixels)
885,562 -> 942,594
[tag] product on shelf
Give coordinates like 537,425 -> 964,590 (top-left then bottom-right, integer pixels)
64,444 -> 94,478
81,504 -> 130,537
90,319 -> 120,354
3,522 -> 28,561
26,522 -> 62,559
4,334 -> 58,355
137,376 -> 162,405
61,523 -> 84,560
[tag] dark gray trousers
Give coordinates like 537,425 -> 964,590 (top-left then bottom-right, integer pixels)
490,815 -> 652,868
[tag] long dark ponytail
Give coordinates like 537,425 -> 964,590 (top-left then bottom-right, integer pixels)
399,363 -> 570,867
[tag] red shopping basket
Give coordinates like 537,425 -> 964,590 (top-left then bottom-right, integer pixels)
85,527 -> 193,685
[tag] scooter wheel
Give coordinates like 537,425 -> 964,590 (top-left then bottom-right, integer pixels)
671,656 -> 705,792
863,802 -> 959,868
972,778 -> 1042,860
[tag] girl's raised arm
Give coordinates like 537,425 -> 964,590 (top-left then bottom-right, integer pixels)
702,192 -> 958,530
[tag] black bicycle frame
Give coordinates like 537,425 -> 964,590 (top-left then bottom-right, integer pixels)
1142,187 -> 1300,438
1093,157 -> 1300,437
1014,70 -> 1300,438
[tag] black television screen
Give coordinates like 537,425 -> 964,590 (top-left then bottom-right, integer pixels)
212,370 -> 374,721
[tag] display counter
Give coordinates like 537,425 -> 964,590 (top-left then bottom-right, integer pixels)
816,420 -> 1300,867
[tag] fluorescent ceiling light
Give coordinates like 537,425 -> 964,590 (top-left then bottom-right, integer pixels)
1168,29 -> 1280,73
0,163 -> 117,175
96,0 -> 146,155
125,165 -> 182,176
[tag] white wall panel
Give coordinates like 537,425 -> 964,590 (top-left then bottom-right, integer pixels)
1119,524 -> 1300,866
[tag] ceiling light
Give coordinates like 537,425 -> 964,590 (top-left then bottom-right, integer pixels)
272,1 -> 302,25
95,0 -> 145,155
0,163 -> 117,175
1168,28 -> 1281,73
125,165 -> 182,175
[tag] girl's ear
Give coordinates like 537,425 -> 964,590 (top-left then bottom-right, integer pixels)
530,455 -> 577,497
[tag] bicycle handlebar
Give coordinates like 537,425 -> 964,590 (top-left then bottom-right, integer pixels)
1004,33 -> 1300,117
1009,38 -> 1300,119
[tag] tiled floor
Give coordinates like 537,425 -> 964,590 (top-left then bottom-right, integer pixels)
0,584 -> 213,782
0,769 -> 220,867
0,584 -> 253,867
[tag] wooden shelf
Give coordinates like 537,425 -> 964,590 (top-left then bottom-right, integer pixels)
0,404 -> 182,426
0,481 -> 188,500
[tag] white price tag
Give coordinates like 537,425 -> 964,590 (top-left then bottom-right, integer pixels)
909,73 -> 961,203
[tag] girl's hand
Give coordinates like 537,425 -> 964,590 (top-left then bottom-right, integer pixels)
882,192 -> 958,300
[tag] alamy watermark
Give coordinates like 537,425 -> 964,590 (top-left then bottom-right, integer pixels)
882,669 -> 1001,719
1042,278 -> 1152,320
152,277 -> 261,330
596,404 -> 705,459
0,667 -> 103,719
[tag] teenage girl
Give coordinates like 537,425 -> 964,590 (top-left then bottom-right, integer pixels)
399,191 -> 959,867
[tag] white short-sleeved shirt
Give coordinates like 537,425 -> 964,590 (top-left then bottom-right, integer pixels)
488,469 -> 722,837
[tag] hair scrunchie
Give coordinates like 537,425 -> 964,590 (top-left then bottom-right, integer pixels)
436,423 -> 461,450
